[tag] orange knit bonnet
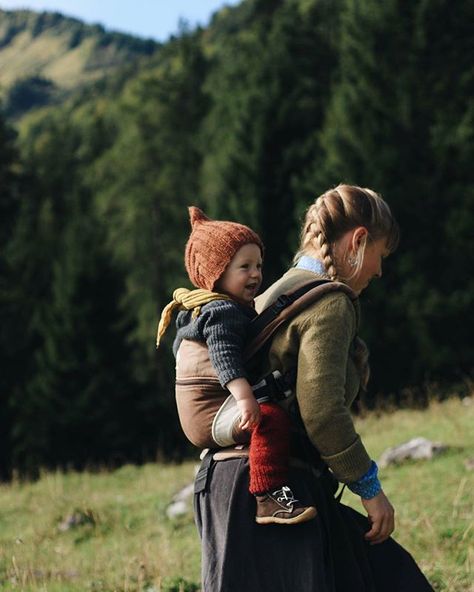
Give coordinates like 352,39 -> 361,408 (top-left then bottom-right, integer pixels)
185,207 -> 263,291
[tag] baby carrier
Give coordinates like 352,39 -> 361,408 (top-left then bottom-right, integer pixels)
170,278 -> 358,449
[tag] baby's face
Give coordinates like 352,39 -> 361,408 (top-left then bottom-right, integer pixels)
215,243 -> 263,304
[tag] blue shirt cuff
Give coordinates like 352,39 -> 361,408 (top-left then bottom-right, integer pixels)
347,461 -> 382,499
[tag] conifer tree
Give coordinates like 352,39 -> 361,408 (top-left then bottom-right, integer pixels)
0,112 -> 22,478
202,0 -> 341,284
93,32 -> 209,456
3,0 -> 472,472
7,113 -> 141,474
311,0 -> 474,394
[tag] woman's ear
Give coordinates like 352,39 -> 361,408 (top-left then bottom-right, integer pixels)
351,227 -> 368,252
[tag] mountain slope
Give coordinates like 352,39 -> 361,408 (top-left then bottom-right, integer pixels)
0,9 -> 159,115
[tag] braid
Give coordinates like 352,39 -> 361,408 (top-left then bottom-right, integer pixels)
309,198 -> 338,279
297,192 -> 343,280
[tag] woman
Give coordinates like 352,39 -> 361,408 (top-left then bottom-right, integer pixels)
194,184 -> 434,591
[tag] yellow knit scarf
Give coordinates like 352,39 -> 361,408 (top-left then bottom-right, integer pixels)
156,287 -> 232,347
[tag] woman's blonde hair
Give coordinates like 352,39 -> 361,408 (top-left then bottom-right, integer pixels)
295,184 -> 400,280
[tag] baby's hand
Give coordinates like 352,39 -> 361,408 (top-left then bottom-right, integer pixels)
237,398 -> 261,431
226,377 -> 261,431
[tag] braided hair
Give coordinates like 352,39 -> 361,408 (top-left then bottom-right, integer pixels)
295,184 -> 399,280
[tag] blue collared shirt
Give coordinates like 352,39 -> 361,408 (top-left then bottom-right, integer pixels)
295,255 -> 326,275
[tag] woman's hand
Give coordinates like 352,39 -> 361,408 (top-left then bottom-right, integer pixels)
361,490 -> 395,544
237,398 -> 261,431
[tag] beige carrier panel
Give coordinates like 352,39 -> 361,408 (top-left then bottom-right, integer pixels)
175,340 -> 249,448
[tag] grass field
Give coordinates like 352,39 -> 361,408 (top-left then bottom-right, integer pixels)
0,397 -> 473,591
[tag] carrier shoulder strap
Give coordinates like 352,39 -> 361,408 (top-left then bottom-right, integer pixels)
243,279 -> 357,361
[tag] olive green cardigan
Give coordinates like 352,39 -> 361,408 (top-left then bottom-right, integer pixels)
255,268 -> 371,484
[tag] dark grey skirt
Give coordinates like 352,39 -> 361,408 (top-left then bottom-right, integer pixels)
194,457 -> 434,592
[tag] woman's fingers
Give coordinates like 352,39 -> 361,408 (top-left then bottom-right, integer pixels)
365,520 -> 378,540
367,514 -> 394,544
376,516 -> 394,544
366,515 -> 391,544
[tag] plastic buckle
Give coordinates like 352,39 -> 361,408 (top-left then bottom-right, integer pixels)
271,370 -> 292,398
252,370 -> 293,403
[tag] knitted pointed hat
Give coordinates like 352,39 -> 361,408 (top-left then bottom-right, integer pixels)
185,206 -> 263,291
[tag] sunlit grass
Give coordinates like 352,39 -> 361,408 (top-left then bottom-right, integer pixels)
0,463 -> 201,591
0,397 -> 472,591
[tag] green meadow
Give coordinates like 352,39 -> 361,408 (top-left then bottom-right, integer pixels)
1,397 -> 472,592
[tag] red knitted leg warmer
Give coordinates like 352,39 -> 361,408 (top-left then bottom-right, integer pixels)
248,402 -> 291,494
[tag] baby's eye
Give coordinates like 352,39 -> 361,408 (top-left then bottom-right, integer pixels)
241,264 -> 249,269
257,263 -> 262,270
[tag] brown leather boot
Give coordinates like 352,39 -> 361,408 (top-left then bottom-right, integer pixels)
255,486 -> 317,525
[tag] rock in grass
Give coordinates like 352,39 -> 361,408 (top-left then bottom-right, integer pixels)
166,465 -> 200,519
58,508 -> 96,531
379,437 -> 447,468
464,457 -> 474,471
166,483 -> 195,519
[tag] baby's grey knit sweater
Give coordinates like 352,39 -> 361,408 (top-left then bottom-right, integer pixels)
173,300 -> 257,387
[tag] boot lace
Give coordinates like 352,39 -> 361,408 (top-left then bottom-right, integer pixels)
272,486 -> 299,508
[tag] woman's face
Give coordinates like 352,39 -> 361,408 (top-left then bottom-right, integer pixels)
338,230 -> 390,295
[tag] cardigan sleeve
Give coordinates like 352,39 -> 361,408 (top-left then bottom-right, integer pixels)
295,293 -> 372,483
200,301 -> 252,387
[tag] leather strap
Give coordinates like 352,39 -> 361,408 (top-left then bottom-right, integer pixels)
209,445 -> 325,478
244,280 -> 357,360
194,448 -> 217,494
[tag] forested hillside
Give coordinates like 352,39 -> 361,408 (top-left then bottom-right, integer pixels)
1,0 -> 473,477
0,9 -> 158,118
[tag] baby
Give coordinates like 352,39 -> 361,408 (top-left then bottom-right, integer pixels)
165,207 -> 316,525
